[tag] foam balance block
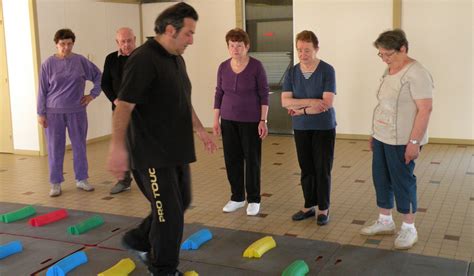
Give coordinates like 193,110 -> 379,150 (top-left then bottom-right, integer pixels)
184,271 -> 199,276
0,205 -> 36,223
67,215 -> 104,235
0,240 -> 23,260
281,260 -> 309,276
243,236 -> 276,258
46,251 -> 88,276
29,209 -> 68,227
181,228 -> 213,250
98,258 -> 135,276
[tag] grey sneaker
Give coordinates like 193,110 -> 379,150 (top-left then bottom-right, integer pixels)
360,220 -> 396,236
76,179 -> 95,191
394,227 -> 418,249
49,184 -> 62,197
110,180 -> 131,194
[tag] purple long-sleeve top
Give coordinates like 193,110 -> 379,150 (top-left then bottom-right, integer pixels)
37,53 -> 102,115
214,57 -> 269,122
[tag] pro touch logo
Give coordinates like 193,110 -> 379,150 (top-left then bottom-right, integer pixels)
149,168 -> 165,222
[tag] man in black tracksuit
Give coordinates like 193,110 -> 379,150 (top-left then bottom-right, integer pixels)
106,3 -> 217,275
102,27 -> 136,194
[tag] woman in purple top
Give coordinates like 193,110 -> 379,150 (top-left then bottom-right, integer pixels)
213,28 -> 269,216
37,29 -> 102,197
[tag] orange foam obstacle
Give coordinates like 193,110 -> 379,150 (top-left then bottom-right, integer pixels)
28,209 -> 69,227
243,236 -> 277,258
98,258 -> 135,276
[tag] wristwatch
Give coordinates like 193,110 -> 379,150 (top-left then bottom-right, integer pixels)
409,139 -> 419,145
260,119 -> 268,123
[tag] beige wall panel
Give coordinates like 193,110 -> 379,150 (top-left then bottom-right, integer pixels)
294,0 -> 392,136
402,0 -> 473,140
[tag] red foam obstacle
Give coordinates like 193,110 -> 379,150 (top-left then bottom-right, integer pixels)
28,209 -> 69,227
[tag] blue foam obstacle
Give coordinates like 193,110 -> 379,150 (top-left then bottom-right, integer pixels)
181,228 -> 213,250
46,251 -> 88,276
0,240 -> 23,260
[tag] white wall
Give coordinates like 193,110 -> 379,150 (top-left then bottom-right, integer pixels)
3,0 -> 40,151
141,0 -> 235,127
36,0 -> 140,143
294,0 -> 392,136
402,0 -> 473,140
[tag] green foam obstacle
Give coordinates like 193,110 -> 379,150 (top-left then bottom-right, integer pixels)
0,205 -> 36,223
281,260 -> 309,276
67,215 -> 104,235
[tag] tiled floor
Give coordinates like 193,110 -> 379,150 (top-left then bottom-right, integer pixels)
0,135 -> 472,262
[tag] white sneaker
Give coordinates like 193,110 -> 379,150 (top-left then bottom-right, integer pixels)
360,220 -> 396,236
394,227 -> 418,249
76,180 -> 95,191
49,184 -> 62,197
246,203 -> 260,216
222,200 -> 245,213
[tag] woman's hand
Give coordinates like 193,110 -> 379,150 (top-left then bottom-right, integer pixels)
290,108 -> 305,116
38,115 -> 47,128
404,143 -> 420,164
258,121 -> 268,139
80,95 -> 94,106
213,120 -> 221,136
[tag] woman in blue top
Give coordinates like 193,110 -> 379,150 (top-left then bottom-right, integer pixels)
282,30 -> 336,225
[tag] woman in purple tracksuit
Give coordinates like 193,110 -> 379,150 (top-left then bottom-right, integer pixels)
37,28 -> 101,197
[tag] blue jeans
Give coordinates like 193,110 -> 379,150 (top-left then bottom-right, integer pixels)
372,138 -> 417,214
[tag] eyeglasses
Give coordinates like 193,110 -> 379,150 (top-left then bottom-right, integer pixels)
377,50 -> 397,58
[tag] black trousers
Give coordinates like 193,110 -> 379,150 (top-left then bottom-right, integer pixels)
294,129 -> 335,210
129,164 -> 191,275
221,119 -> 262,203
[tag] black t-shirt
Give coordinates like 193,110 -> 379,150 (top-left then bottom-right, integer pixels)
118,38 -> 196,169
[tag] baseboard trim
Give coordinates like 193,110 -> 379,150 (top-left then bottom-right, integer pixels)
65,134 -> 111,150
13,149 -> 41,156
335,133 -> 473,145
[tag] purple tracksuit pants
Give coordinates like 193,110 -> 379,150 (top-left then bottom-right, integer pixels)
45,111 -> 88,184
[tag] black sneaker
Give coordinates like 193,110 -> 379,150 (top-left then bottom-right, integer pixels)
316,212 -> 330,226
121,236 -> 149,266
291,208 -> 316,221
148,269 -> 183,276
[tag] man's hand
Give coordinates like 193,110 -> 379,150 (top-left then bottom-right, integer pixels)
38,115 -> 48,128
107,144 -> 129,180
197,129 -> 218,153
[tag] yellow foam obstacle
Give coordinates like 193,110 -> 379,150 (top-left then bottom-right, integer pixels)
243,236 -> 277,258
97,258 -> 136,276
184,271 -> 199,276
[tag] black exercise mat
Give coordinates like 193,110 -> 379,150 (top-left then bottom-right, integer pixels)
0,234 -> 83,276
180,225 -> 340,274
98,222 -> 204,250
34,247 -> 149,276
318,245 -> 469,276
0,202 -> 141,246
179,260 -> 262,275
